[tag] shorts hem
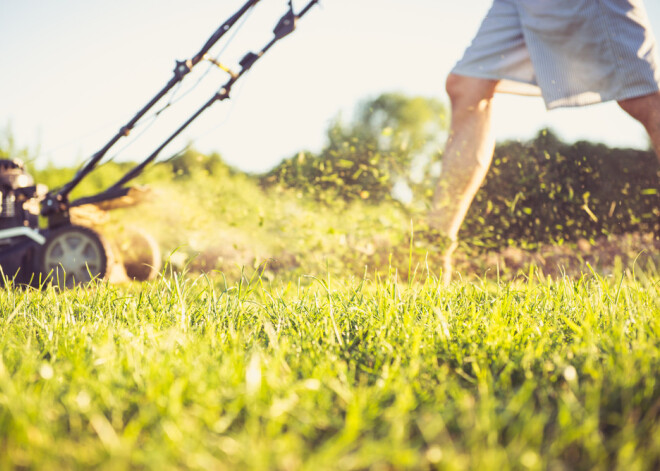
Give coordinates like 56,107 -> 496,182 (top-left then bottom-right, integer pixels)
546,83 -> 660,109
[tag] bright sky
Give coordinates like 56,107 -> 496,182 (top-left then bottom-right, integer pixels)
1,0 -> 659,173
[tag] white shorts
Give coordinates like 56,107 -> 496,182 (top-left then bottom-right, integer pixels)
452,0 -> 660,109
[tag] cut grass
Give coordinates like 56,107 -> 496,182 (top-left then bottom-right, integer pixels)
0,268 -> 659,470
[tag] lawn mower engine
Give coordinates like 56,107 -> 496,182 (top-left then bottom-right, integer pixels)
0,159 -> 44,284
0,159 -> 40,229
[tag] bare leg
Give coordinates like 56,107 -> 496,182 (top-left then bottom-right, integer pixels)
618,91 -> 660,164
428,74 -> 499,283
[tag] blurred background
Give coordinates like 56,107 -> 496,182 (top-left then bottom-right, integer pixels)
1,0 -> 659,172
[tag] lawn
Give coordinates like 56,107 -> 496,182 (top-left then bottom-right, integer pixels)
1,266 -> 658,470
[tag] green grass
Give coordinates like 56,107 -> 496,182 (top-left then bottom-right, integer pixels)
1,267 -> 659,470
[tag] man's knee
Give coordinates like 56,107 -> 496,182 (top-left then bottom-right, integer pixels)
617,92 -> 660,126
445,74 -> 499,109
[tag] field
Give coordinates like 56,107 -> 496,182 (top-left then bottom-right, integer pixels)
1,258 -> 659,469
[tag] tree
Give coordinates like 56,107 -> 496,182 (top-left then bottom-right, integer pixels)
262,92 -> 448,203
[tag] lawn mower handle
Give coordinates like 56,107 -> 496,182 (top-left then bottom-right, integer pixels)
45,0 -> 263,209
47,0 -> 319,213
42,0 -> 319,227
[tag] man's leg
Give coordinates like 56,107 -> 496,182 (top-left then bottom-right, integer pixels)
618,91 -> 660,164
428,74 -> 499,284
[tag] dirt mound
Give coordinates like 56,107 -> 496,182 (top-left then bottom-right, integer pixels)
322,231 -> 658,282
456,232 -> 659,279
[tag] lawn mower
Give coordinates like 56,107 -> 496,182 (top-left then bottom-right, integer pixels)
0,0 -> 318,287
0,0 -> 319,287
